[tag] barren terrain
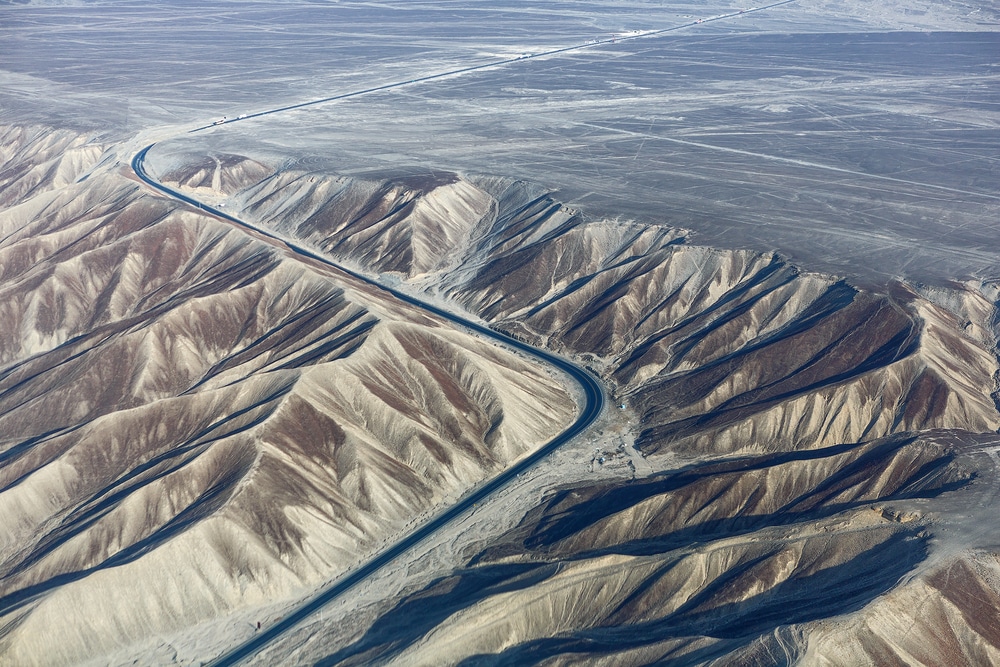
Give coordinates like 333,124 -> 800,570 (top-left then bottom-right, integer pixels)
2,1 -> 999,666
0,127 -> 576,665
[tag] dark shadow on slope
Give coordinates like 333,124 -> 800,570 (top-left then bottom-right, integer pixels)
313,562 -> 557,667
475,434 -> 958,561
306,434 -> 967,664
452,529 -> 927,667
183,293 -> 372,391
616,255 -> 801,380
634,294 -> 921,452
314,519 -> 927,667
0,242 -> 280,433
0,440 -> 254,617
0,424 -> 83,475
0,381 -> 291,590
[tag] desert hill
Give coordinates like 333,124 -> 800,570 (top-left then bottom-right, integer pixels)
0,126 -> 576,665
318,433 -> 987,666
199,155 -> 999,459
0,134 -> 997,664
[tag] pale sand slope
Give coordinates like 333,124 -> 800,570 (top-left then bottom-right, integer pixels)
213,158 -> 1000,459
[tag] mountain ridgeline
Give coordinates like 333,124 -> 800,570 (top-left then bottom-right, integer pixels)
204,152 -> 1000,457
0,129 -> 576,665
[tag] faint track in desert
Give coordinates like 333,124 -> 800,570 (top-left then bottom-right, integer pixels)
188,1 -> 798,133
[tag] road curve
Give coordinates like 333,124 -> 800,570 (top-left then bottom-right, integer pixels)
128,4 -> 804,660
131,145 -> 604,667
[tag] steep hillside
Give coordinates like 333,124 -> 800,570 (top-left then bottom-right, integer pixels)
0,125 -> 106,208
0,128 -> 576,665
208,166 -> 495,278
196,157 -> 1000,459
160,152 -> 273,198
312,432 -> 997,667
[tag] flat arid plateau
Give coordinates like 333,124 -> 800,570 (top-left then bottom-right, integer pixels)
1,1 -> 999,665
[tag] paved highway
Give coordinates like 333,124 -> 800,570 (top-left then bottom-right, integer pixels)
190,1 -> 797,132
131,145 -> 604,667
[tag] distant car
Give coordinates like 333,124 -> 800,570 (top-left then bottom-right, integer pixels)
237,114 -> 247,119
213,117 -> 227,125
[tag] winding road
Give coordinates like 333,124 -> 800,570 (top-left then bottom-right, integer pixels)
130,3 -> 796,662
132,145 -> 603,666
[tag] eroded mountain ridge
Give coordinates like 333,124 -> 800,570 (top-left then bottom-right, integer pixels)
1,126 -> 998,665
